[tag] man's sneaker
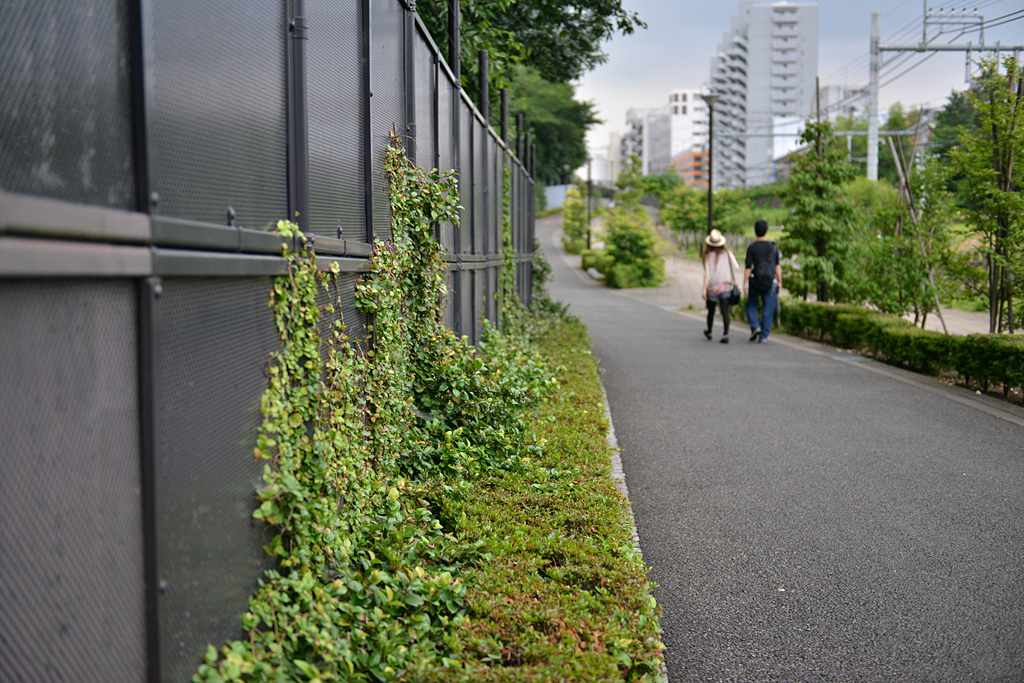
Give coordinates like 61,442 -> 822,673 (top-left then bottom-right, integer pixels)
720,335 -> 729,344
749,329 -> 761,342
704,330 -> 712,340
758,336 -> 767,343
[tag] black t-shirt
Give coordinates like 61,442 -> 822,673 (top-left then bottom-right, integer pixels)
745,240 -> 779,292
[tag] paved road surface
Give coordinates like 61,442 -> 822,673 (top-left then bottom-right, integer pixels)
537,217 -> 1024,682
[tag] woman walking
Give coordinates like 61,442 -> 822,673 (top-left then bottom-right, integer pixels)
701,229 -> 741,343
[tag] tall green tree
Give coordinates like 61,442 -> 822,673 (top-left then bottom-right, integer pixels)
509,66 -> 599,185
601,157 -> 664,288
780,121 -> 859,302
948,55 -> 1024,333
858,160 -> 955,327
932,90 -> 979,159
660,183 -> 705,239
417,0 -> 638,184
418,0 -> 644,88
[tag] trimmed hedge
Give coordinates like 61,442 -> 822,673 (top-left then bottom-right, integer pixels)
780,299 -> 1024,401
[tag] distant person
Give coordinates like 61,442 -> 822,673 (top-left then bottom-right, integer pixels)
743,219 -> 781,343
701,229 -> 741,344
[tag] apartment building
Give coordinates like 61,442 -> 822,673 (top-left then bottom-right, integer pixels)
710,1 -> 818,188
674,147 -> 709,187
621,89 -> 709,177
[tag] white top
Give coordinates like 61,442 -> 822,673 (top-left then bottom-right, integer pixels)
703,249 -> 740,296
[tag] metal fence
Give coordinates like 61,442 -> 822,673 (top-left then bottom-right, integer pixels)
0,1 -> 535,680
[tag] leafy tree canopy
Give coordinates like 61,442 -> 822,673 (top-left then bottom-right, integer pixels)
509,66 -> 600,185
947,55 -> 1024,332
417,0 -> 645,86
932,90 -> 978,158
779,121 -> 859,302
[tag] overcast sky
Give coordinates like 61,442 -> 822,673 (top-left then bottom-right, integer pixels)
577,0 -> 1024,150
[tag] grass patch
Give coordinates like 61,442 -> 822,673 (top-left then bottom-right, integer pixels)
411,317 -> 665,682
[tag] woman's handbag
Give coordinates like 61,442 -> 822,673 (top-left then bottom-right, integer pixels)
727,251 -> 742,305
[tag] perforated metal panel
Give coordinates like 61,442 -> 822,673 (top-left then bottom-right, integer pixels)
369,0 -> 405,242
442,268 -> 456,331
511,170 -> 521,254
473,268 -> 485,339
437,76 -> 457,254
0,279 -> 146,682
459,106 -> 472,253
413,33 -> 436,172
473,120 -> 485,254
464,269 -> 476,344
308,0 -> 367,241
147,0 -> 288,231
0,1 -> 134,209
318,271 -> 367,348
485,266 -> 497,327
151,277 -> 279,682
493,143 -> 503,257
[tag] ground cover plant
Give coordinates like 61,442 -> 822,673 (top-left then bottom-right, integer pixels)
410,317 -> 665,682
194,135 -> 663,682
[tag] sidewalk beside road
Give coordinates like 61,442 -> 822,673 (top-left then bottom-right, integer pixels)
558,216 -> 992,336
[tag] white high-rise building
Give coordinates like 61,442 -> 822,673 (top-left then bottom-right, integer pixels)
711,1 -> 818,188
620,89 -> 710,177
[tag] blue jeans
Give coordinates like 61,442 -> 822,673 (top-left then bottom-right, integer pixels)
745,282 -> 777,340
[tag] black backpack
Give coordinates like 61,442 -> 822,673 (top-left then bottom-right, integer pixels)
751,242 -> 777,290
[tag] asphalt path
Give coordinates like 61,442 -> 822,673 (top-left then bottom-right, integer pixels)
536,216 -> 1024,682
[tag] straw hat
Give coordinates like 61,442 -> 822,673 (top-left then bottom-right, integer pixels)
705,229 -> 726,247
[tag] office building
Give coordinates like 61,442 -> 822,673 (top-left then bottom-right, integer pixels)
710,1 -> 818,187
620,89 -> 710,177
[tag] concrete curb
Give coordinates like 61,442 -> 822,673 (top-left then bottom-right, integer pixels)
602,382 -> 670,683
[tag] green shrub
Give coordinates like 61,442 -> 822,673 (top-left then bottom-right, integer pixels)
603,213 -> 663,289
562,185 -> 588,255
581,248 -> 613,277
953,334 -> 1024,394
780,299 -> 1023,400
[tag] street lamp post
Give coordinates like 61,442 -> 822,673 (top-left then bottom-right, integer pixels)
586,157 -> 593,249
699,93 -> 720,236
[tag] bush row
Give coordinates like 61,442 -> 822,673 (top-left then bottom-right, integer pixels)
780,299 -> 1024,401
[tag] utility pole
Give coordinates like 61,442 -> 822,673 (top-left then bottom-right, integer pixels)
586,158 -> 593,249
867,6 -> 1024,181
868,12 -> 879,181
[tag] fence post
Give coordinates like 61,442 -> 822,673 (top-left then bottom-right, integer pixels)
516,113 -> 523,160
500,88 -> 508,147
478,50 -> 488,120
404,0 -> 417,165
448,0 -> 462,336
362,0 -> 374,244
287,0 -> 310,233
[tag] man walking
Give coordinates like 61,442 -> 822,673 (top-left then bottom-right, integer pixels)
743,220 -> 781,342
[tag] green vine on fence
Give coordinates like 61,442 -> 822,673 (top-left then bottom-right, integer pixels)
195,134 -> 553,682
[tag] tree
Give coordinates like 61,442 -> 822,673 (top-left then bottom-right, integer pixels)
858,160 -> 955,327
561,184 -> 588,254
508,66 -> 599,185
931,90 -> 978,159
418,0 -> 644,88
599,157 -> 664,288
779,121 -> 859,302
634,172 -> 684,203
660,183 -> 706,249
885,102 -> 907,132
714,189 -> 756,236
948,55 -> 1024,333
